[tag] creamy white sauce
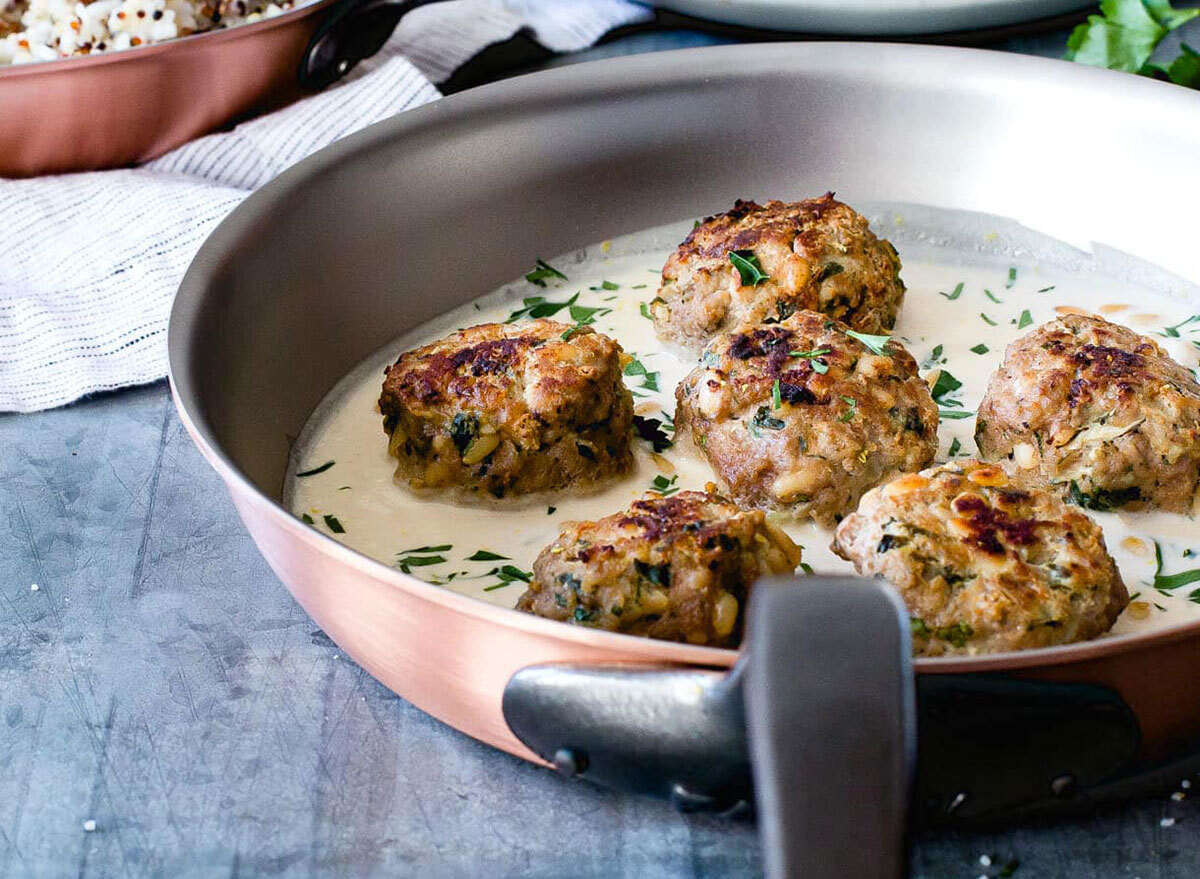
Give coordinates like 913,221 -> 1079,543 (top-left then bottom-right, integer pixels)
287,212 -> 1200,641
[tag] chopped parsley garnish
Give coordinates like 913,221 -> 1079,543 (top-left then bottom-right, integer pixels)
322,514 -> 345,534
589,280 -> 620,291
939,282 -> 964,301
632,413 -> 674,453
300,513 -> 314,524
1068,481 -> 1141,511
296,460 -> 335,477
771,379 -> 782,409
970,343 -> 989,355
838,396 -> 858,422
396,554 -> 447,572
505,292 -> 578,323
635,560 -> 671,587
547,506 -> 556,515
401,544 -> 452,553
729,250 -> 769,286
844,330 -> 892,355
789,348 -> 830,373
980,312 -> 998,326
1150,541 -> 1200,591
921,344 -> 946,370
631,284 -> 648,289
650,474 -> 680,497
984,289 -> 1003,304
938,410 -> 975,420
624,356 -> 660,395
1162,314 -> 1200,338
935,621 -> 973,648
524,258 -> 567,287
481,565 -> 533,590
748,406 -> 786,436
467,549 -> 509,562
799,562 -> 815,575
948,437 -> 963,457
1038,285 -> 1056,293
1017,309 -> 1034,329
1005,267 -> 1017,289
929,369 -> 963,405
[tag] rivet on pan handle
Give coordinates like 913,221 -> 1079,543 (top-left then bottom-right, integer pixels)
744,577 -> 915,879
299,0 -> 446,91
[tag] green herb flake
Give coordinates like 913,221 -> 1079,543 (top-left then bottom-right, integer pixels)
838,396 -> 858,423
929,369 -> 963,404
401,544 -> 452,553
748,406 -> 787,436
948,437 -> 963,457
300,513 -> 314,525
524,258 -> 568,287
588,280 -> 619,291
631,284 -> 648,290
1162,314 -> 1200,338
505,291 -> 579,323
939,282 -> 964,301
632,414 -> 675,453
1066,0 -> 1199,76
935,621 -> 974,648
729,250 -> 769,286
970,343 -> 989,355
1005,267 -> 1017,289
771,379 -> 782,410
650,474 -> 680,497
910,617 -> 931,638
1017,309 -> 1034,329
939,410 -> 975,420
467,550 -> 509,562
296,460 -> 335,478
844,330 -> 892,355
789,347 -> 830,373
322,515 -> 345,534
1038,285 -> 1056,293
1151,540 -> 1200,591
921,344 -> 946,371
547,506 -> 556,515
980,312 -> 998,326
984,289 -> 1003,304
1068,481 -> 1142,512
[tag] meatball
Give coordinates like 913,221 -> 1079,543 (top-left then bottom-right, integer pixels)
675,310 -> 938,526
976,314 -> 1200,514
516,490 -> 802,646
379,320 -> 633,498
650,194 -> 905,352
832,460 -> 1128,656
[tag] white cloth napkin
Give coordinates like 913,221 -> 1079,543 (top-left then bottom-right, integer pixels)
0,0 -> 652,413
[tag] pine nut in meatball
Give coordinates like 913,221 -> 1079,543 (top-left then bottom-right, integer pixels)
517,490 -> 802,646
976,313 -> 1200,514
379,320 -> 633,498
650,194 -> 905,352
675,310 -> 938,526
832,460 -> 1128,656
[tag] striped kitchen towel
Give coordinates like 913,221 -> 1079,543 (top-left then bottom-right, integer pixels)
0,0 -> 652,413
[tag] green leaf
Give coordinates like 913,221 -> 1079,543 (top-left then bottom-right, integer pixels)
970,343 -> 989,355
323,514 -> 345,534
296,460 -> 335,477
948,437 -> 963,457
984,289 -> 1003,304
729,250 -> 769,286
1152,540 -> 1200,590
1005,266 -> 1018,289
838,396 -> 858,423
632,414 -> 674,453
939,410 -> 976,420
650,474 -> 680,496
1146,0 -> 1200,29
467,550 -> 509,562
930,370 -> 963,403
980,313 -> 998,326
1066,0 -> 1198,77
1166,43 -> 1200,87
1017,309 -> 1034,329
844,330 -> 892,355
300,513 -> 314,525
939,282 -> 964,301
772,379 -> 782,410
525,258 -> 567,287
402,544 -> 453,553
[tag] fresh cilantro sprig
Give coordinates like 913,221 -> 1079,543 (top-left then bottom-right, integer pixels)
1066,0 -> 1200,87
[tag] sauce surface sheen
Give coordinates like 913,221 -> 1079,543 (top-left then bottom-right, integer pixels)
288,213 -> 1200,646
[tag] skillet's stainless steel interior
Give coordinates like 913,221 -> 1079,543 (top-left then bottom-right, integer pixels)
169,41 -> 1200,840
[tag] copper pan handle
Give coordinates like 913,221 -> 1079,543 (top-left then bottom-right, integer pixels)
299,0 -> 448,90
503,576 -> 1144,875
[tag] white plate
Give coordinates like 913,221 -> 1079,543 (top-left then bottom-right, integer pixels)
659,0 -> 1092,35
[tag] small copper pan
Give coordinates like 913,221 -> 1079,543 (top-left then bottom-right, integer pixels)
0,0 -> 441,177
169,42 -> 1200,873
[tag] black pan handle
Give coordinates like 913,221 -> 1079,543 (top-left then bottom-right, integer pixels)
502,575 -> 1145,835
299,0 -> 446,90
744,578 -> 915,879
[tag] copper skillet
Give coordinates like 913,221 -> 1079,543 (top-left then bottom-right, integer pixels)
0,0 -> 450,177
168,42 -> 1200,877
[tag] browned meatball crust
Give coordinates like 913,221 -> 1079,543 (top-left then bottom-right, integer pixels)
516,490 -> 802,646
379,320 -> 633,498
650,194 -> 905,352
832,461 -> 1128,656
675,310 -> 938,526
976,314 -> 1200,514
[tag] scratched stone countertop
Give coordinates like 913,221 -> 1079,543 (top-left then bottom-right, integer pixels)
5,15 -> 1200,879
